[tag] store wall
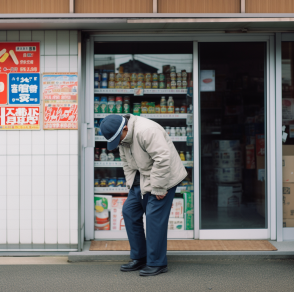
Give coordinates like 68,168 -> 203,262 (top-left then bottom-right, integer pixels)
246,0 -> 294,13
75,0 -> 153,13
158,0 -> 240,13
0,0 -> 69,13
0,30 -> 78,248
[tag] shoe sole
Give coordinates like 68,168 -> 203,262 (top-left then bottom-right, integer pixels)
139,267 -> 168,276
120,264 -> 146,272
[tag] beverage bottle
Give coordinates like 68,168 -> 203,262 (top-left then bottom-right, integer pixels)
170,127 -> 176,136
99,96 -> 108,113
176,127 -> 181,136
116,96 -> 123,113
180,151 -> 185,161
160,96 -> 167,114
94,148 -> 100,161
100,148 -> 108,161
107,151 -> 115,161
186,126 -> 192,137
94,96 -> 100,113
167,96 -> 174,106
108,96 -> 116,113
181,127 -> 186,136
186,151 -> 192,161
186,126 -> 193,146
123,96 -> 130,113
165,126 -> 171,136
94,119 -> 99,136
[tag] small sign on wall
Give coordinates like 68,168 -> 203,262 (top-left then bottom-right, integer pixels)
200,70 -> 215,92
0,106 -> 40,130
8,73 -> 40,104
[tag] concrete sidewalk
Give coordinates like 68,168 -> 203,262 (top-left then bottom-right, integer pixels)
0,257 -> 294,292
67,240 -> 294,262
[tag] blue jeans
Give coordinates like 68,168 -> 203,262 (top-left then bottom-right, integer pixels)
122,185 -> 176,266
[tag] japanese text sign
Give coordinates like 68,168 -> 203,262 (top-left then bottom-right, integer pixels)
9,73 -> 40,104
0,73 -> 7,104
0,42 -> 40,73
44,103 -> 78,130
43,73 -> 78,101
0,106 -> 40,130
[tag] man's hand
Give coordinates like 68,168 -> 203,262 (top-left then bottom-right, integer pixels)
156,192 -> 168,200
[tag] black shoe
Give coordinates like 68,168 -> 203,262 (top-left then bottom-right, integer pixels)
120,259 -> 147,272
139,265 -> 168,276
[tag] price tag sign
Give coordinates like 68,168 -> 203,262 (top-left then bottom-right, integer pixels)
134,88 -> 144,96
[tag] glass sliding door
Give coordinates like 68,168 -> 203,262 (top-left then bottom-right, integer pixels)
198,42 -> 267,233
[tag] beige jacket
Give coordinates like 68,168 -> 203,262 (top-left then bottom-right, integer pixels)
119,114 -> 188,196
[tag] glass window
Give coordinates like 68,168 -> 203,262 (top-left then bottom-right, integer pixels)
199,42 -> 267,229
282,42 -> 294,228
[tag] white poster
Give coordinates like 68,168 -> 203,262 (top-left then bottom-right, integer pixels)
200,70 -> 215,92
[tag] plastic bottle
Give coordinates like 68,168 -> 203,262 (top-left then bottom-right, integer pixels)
116,96 -> 123,113
100,149 -> 108,161
176,127 -> 181,136
123,96 -> 130,113
186,151 -> 191,161
186,126 -> 193,146
107,151 -> 115,161
167,96 -> 174,107
160,96 -> 167,114
165,126 -> 171,136
170,127 -> 176,136
181,127 -> 186,136
94,96 -> 100,113
180,151 -> 185,161
186,126 -> 192,137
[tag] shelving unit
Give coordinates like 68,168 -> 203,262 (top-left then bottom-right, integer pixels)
94,186 -> 188,194
94,89 -> 187,94
94,161 -> 193,168
95,136 -> 188,142
94,113 -> 190,119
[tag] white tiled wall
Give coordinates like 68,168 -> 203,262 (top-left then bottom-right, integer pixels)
0,30 -> 78,248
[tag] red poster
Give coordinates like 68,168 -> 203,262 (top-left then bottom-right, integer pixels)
0,42 -> 40,73
0,73 -> 7,104
44,103 -> 78,130
0,106 -> 40,130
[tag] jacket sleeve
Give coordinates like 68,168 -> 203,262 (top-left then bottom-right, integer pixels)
118,146 -> 135,189
139,127 -> 171,196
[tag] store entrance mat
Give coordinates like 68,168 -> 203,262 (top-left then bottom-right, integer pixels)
89,240 -> 277,251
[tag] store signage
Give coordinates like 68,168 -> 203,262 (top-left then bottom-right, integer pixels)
0,106 -> 40,130
200,70 -> 215,92
43,102 -> 78,130
0,42 -> 40,73
8,73 -> 40,104
134,88 -> 144,96
42,73 -> 78,101
0,73 -> 7,104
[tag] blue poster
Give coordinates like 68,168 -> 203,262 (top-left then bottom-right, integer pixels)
8,73 -> 40,105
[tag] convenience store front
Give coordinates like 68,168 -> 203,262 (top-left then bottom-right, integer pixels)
82,32 -> 285,245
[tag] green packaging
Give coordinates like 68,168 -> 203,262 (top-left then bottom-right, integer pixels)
183,191 -> 194,212
184,212 -> 194,230
94,195 -> 112,212
133,103 -> 141,116
123,103 -> 130,113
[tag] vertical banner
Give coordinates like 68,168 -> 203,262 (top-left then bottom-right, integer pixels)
42,73 -> 78,130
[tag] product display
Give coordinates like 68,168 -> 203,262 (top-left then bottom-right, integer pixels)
170,198 -> 184,218
94,147 -> 121,161
94,96 -> 131,114
168,218 -> 184,230
94,177 -> 126,188
111,208 -> 125,231
94,68 -> 192,90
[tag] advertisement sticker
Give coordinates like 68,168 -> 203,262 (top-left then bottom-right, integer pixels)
8,73 -> 40,104
0,73 -> 7,104
43,102 -> 78,130
0,106 -> 40,130
0,42 -> 40,73
200,70 -> 215,92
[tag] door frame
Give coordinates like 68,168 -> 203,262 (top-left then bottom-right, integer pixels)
84,33 -> 276,242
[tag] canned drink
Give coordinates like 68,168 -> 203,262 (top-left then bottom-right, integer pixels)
177,80 -> 182,89
94,80 -> 99,88
136,81 -> 145,89
108,81 -> 115,88
152,81 -> 158,89
130,81 -> 136,89
145,81 -> 152,89
102,72 -> 108,80
123,73 -> 130,81
152,73 -> 158,81
155,105 -> 161,113
177,72 -> 182,78
159,74 -> 165,81
137,73 -> 144,81
101,80 -> 108,88
170,72 -> 176,80
109,72 -> 115,81
182,80 -> 187,89
145,73 -> 152,81
131,73 -> 137,81
108,178 -> 117,187
115,73 -> 122,81
159,81 -> 165,89
133,103 -> 141,116
171,80 -> 177,89
123,81 -> 131,89
166,81 -> 171,89
115,81 -> 122,89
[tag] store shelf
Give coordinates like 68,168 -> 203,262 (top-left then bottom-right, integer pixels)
95,230 -> 193,240
94,89 -> 187,95
141,114 -> 190,119
95,136 -> 187,142
94,186 -> 188,194
94,113 -> 190,119
94,161 -> 124,167
94,161 -> 193,168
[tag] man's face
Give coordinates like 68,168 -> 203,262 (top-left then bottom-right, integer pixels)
120,125 -> 128,142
